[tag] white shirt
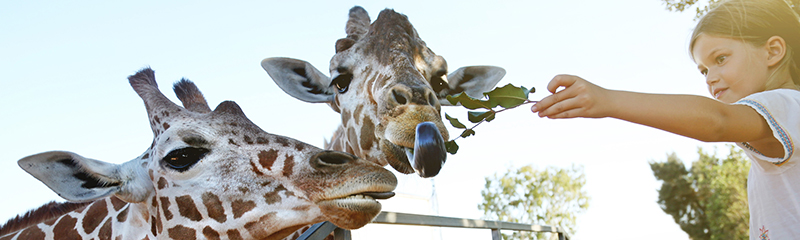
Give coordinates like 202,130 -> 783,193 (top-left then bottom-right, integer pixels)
734,89 -> 800,240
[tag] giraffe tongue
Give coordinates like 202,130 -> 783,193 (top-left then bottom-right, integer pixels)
411,122 -> 447,178
361,192 -> 396,200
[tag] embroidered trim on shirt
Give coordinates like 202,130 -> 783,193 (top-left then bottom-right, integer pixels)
736,99 -> 793,165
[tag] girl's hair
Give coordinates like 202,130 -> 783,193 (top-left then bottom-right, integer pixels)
690,0 -> 800,88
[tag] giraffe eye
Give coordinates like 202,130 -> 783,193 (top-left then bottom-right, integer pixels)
162,147 -> 210,172
431,75 -> 447,93
331,73 -> 353,93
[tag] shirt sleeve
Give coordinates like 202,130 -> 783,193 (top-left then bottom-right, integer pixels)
733,89 -> 800,165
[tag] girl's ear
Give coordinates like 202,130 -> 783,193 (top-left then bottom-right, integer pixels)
766,36 -> 787,67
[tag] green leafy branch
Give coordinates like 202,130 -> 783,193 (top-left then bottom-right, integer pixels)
444,84 -> 536,154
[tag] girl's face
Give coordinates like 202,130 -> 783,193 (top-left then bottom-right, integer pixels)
692,34 -> 772,103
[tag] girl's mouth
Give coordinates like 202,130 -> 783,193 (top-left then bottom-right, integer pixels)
713,89 -> 726,99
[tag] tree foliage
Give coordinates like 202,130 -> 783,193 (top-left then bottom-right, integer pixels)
649,146 -> 749,240
662,0 -> 800,20
479,164 -> 589,240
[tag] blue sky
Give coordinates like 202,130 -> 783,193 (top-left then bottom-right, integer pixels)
1,1 -> 727,239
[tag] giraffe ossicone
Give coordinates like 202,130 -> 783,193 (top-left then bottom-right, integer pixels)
1,68 -> 397,240
262,6 -> 506,178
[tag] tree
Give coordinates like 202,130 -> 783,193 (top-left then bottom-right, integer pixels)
649,146 -> 749,240
479,164 -> 589,240
662,0 -> 800,20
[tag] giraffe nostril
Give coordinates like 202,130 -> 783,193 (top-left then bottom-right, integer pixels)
316,151 -> 354,166
427,92 -> 438,106
392,89 -> 408,105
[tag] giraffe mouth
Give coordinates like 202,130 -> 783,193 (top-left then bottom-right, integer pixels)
317,188 -> 395,227
407,122 -> 446,178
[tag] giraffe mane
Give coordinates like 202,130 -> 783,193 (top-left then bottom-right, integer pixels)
0,201 -> 91,237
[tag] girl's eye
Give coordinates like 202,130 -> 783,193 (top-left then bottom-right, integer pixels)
699,69 -> 708,76
715,55 -> 727,64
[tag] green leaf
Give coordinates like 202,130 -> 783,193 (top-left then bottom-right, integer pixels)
468,111 -> 496,123
486,112 -> 496,122
460,129 -> 476,138
445,140 -> 459,154
446,92 -> 496,110
486,84 -> 530,108
445,113 -> 466,129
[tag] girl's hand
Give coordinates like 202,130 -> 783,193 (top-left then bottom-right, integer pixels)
531,74 -> 613,119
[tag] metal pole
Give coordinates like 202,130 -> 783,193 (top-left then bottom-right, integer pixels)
296,221 -> 337,240
334,228 -> 351,240
491,228 -> 502,240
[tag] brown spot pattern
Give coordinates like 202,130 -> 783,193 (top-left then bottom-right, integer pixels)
162,122 -> 170,131
15,226 -> 45,240
176,195 -> 203,221
155,208 -> 163,234
258,149 -> 278,171
159,197 -> 173,220
150,216 -> 157,236
347,127 -> 361,156
360,116 -> 376,150
227,229 -> 244,240
264,189 -> 282,205
110,196 -> 127,211
244,135 -> 253,144
53,215 -> 81,240
157,177 -> 168,190
98,218 -> 112,240
202,192 -> 227,223
341,109 -> 351,125
354,104 -> 364,125
228,139 -> 239,146
231,199 -> 256,219
282,154 -> 294,178
244,213 -> 276,238
167,225 -> 195,240
0,233 -> 13,240
83,200 -> 108,234
202,226 -> 220,240
256,137 -> 269,145
293,205 -> 312,212
142,152 -> 150,159
249,161 -> 263,176
295,143 -> 305,152
116,206 -> 129,222
276,137 -> 290,147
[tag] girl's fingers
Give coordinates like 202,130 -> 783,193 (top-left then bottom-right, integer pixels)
533,85 -> 572,113
545,107 -> 586,119
537,94 -> 581,118
547,74 -> 579,94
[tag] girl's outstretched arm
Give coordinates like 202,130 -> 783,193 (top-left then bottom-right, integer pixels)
531,75 -> 781,156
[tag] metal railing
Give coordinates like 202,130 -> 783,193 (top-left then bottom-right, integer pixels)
297,211 -> 571,240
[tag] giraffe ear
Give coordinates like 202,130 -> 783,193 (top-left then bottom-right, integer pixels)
261,57 -> 335,103
18,151 -> 152,203
441,66 -> 506,106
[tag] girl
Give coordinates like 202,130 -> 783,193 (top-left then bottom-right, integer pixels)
531,0 -> 800,239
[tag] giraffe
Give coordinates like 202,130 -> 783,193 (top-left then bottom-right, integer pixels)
0,68 -> 397,240
261,6 -> 506,178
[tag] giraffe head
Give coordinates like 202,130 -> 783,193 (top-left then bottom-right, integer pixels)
12,68 -> 397,239
262,6 -> 505,178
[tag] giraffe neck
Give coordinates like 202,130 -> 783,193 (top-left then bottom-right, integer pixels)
0,196 -> 150,240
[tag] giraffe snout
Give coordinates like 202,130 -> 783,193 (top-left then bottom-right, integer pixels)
388,83 -> 439,108
312,150 -> 356,167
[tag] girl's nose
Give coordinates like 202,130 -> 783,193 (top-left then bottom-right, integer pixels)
705,74 -> 720,85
